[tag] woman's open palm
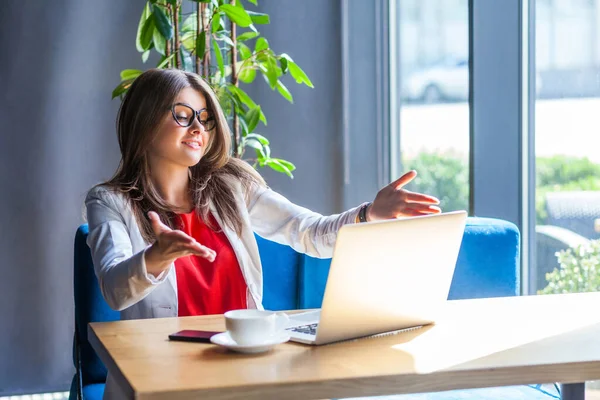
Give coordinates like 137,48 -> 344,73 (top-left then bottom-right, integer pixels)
148,211 -> 216,263
368,170 -> 442,220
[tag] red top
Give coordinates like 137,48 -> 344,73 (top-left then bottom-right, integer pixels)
174,211 -> 247,316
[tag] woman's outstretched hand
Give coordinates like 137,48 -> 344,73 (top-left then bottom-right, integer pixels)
367,170 -> 442,221
144,211 -> 216,277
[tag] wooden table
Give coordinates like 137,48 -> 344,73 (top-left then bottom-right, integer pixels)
89,292 -> 600,400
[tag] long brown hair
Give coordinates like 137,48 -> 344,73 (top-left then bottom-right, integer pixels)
103,68 -> 265,242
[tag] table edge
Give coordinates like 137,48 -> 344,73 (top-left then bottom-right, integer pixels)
132,359 -> 600,400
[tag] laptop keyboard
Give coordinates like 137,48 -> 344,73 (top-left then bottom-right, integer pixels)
287,323 -> 318,336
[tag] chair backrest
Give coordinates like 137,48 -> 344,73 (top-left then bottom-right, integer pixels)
255,234 -> 302,310
546,191 -> 600,240
73,225 -> 119,386
297,217 -> 520,308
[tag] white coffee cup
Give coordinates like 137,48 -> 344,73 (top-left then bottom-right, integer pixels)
224,309 -> 290,346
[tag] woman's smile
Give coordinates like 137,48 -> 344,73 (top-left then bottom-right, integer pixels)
181,139 -> 202,150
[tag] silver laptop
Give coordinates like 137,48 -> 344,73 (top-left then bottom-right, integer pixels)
285,210 -> 467,345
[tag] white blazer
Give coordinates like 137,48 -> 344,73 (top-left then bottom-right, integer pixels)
85,174 -> 363,320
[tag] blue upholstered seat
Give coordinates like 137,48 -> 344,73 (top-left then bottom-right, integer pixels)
70,218 -> 552,400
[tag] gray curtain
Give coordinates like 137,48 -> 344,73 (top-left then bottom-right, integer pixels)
0,0 -> 145,394
0,0 -> 343,395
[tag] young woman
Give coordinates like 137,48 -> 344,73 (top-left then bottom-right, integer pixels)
86,67 -> 441,399
87,67 -> 441,317
86,69 -> 440,319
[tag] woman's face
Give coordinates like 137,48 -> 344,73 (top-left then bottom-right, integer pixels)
148,87 -> 213,169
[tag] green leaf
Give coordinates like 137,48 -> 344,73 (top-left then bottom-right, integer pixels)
220,4 -> 252,27
246,133 -> 269,145
244,138 -> 263,151
288,60 -> 314,88
236,31 -> 259,42
156,53 -> 176,68
255,146 -> 267,161
262,55 -> 279,88
255,37 -> 269,52
266,158 -> 294,178
279,56 -> 288,74
142,50 -> 151,63
112,80 -> 133,99
212,13 -> 222,33
152,4 -> 174,40
238,43 -> 252,59
259,109 -> 267,125
246,11 -> 269,25
237,113 -> 249,134
215,85 -> 232,114
276,80 -> 293,103
181,47 -> 194,72
245,106 -> 261,133
273,158 -> 296,171
216,34 -> 235,48
247,0 -> 258,5
120,69 -> 143,81
152,29 -> 166,55
181,31 -> 195,51
181,12 -> 197,33
139,13 -> 155,51
196,31 -> 206,57
136,2 -> 152,52
213,38 -> 224,77
255,50 -> 270,63
270,55 -> 283,78
238,66 -> 256,83
228,85 -> 257,109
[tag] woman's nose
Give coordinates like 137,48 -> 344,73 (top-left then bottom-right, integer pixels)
189,119 -> 204,135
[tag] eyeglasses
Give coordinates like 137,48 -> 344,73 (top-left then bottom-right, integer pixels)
170,103 -> 216,131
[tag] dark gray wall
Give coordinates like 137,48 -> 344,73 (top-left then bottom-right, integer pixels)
244,1 -> 344,215
0,0 -> 346,395
0,0 -> 147,395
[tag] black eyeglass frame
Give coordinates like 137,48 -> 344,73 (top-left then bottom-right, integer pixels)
170,102 -> 216,131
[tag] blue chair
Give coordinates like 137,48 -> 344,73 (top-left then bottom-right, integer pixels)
298,217 -> 521,308
70,224 -> 119,400
70,218 -> 556,400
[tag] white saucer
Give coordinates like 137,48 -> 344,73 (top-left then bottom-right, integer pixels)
210,331 -> 290,354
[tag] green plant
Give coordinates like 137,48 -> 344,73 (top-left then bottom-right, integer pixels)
113,0 -> 315,178
402,152 -> 469,212
538,240 -> 600,294
537,156 -> 600,187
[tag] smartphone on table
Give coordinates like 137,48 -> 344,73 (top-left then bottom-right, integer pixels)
168,330 -> 222,343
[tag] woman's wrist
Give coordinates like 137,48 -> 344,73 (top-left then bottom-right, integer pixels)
365,202 -> 374,222
357,202 -> 372,223
144,243 -> 171,277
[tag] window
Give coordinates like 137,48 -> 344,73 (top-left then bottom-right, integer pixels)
533,1 -> 600,396
395,0 -> 470,213
534,0 -> 600,295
